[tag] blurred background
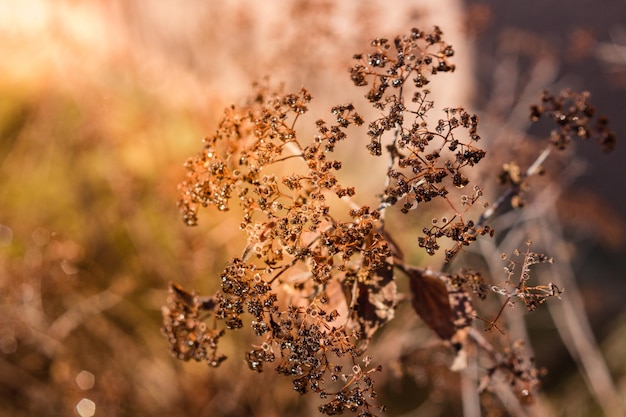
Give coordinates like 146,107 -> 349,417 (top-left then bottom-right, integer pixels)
1,1 -> 624,416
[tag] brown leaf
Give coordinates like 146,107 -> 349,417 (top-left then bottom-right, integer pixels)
170,282 -> 216,311
449,288 -> 475,329
407,268 -> 456,340
170,282 -> 196,308
352,258 -> 397,349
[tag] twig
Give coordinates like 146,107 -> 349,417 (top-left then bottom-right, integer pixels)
475,146 -> 551,230
539,210 -> 624,417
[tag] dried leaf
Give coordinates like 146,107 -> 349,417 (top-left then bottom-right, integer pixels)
353,258 -> 397,348
407,268 -> 456,340
170,282 -> 216,311
170,282 -> 195,307
449,288 -> 475,329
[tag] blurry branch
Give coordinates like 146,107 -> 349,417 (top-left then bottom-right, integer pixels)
460,360 -> 480,417
473,35 -> 560,233
475,171 -> 578,417
475,135 -> 620,417
0,357 -> 50,401
484,42 -> 559,134
596,26 -> 626,66
465,329 -> 530,417
48,290 -> 122,344
539,211 -> 625,417
465,69 -> 563,414
468,36 -> 610,417
474,146 -> 551,230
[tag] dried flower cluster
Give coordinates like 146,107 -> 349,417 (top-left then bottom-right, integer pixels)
171,78 -> 393,414
477,339 -> 545,405
496,89 -> 616,211
498,242 -> 560,312
530,89 -> 616,152
479,242 -> 561,335
162,283 -> 225,366
163,27 -> 615,415
348,27 -> 494,262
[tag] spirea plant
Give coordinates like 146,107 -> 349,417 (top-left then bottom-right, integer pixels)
162,27 -> 615,416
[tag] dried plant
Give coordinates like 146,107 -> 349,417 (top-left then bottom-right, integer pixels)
163,27 -> 615,416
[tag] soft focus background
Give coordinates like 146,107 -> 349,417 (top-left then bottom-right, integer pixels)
1,1 -> 624,417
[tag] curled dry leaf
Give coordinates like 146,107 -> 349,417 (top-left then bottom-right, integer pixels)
171,282 -> 195,307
